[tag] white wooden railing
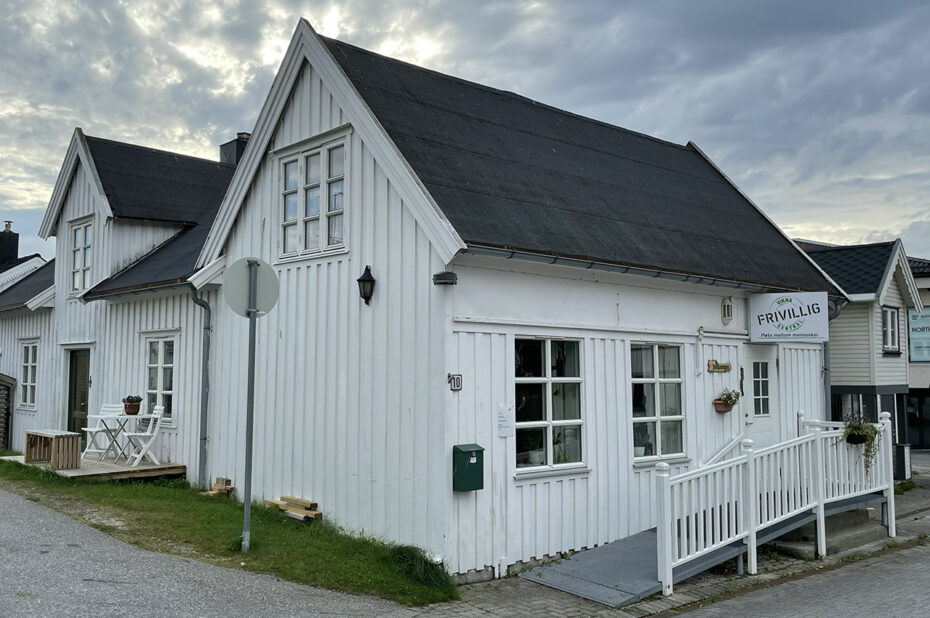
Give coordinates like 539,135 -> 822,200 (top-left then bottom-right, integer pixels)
656,411 -> 895,596
703,432 -> 746,466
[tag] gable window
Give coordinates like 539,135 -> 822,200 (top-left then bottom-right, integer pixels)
20,341 -> 37,407
882,307 -> 899,352
71,220 -> 93,292
515,338 -> 583,469
146,338 -> 175,422
280,140 -> 345,256
631,343 -> 684,458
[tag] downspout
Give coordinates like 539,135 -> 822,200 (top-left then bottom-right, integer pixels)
189,284 -> 212,489
824,298 -> 847,421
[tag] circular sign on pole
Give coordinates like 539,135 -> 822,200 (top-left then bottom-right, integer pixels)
223,257 -> 279,317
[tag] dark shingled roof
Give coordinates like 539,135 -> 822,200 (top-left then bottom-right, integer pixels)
804,242 -> 896,295
83,139 -> 236,297
0,260 -> 55,311
0,253 -> 42,274
909,256 -> 930,277
322,37 -> 835,293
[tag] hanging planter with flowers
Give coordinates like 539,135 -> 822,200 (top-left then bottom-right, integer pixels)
713,388 -> 740,413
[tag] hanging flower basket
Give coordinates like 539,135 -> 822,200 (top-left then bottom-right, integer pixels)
845,433 -> 867,445
713,399 -> 732,414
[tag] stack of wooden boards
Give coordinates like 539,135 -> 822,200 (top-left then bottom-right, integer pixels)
203,476 -> 235,496
265,495 -> 322,521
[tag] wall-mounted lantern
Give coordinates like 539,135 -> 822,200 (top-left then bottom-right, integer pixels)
357,265 -> 375,305
721,296 -> 734,326
432,271 -> 458,285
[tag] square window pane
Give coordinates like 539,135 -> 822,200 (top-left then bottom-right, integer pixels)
164,341 -> 174,365
164,394 -> 173,418
84,246 -> 91,265
515,339 -> 544,378
29,385 -> 35,405
659,383 -> 681,416
84,224 -> 92,245
553,425 -> 582,464
83,269 -> 92,290
147,393 -> 157,412
761,363 -> 768,379
305,153 -> 320,184
72,271 -> 81,291
305,186 -> 320,217
73,227 -> 81,246
658,345 -> 680,378
552,383 -> 581,420
328,145 -> 344,178
305,219 -> 319,250
761,381 -> 768,396
163,367 -> 173,390
761,399 -> 769,415
633,422 -> 656,457
753,363 -> 760,379
328,213 -> 343,245
515,383 -> 546,422
30,346 -> 36,363
551,341 -> 580,377
148,367 -> 158,390
631,344 -> 654,379
22,346 -> 28,364
284,161 -> 297,190
74,249 -> 82,269
148,341 -> 159,365
632,382 -> 655,418
328,179 -> 344,213
661,421 -> 683,454
29,366 -> 36,383
284,193 -> 298,221
284,223 -> 298,253
516,427 -> 547,468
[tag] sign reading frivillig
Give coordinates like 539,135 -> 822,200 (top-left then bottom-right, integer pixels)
908,309 -> 930,362
749,292 -> 829,342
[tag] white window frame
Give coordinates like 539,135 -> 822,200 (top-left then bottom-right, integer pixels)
752,361 -> 771,417
20,341 -> 38,408
514,337 -> 584,470
631,343 -> 685,459
882,306 -> 900,352
279,135 -> 347,258
70,219 -> 93,293
145,337 -> 175,423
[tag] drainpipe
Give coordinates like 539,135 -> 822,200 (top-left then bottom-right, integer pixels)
824,299 -> 847,421
189,284 -> 212,489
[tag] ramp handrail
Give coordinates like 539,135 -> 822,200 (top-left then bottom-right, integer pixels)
703,432 -> 746,466
656,411 -> 895,596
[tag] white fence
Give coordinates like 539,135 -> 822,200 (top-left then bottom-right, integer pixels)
656,412 -> 895,596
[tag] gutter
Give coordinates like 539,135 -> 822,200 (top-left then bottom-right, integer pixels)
188,284 -> 212,489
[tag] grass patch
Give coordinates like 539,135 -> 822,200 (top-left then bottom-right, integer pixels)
0,447 -> 20,457
895,480 -> 917,495
0,460 -> 456,606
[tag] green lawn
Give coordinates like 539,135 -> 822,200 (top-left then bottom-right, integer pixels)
0,460 -> 457,606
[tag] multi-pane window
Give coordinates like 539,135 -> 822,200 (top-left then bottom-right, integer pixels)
514,338 -> 583,468
281,141 -> 345,256
20,342 -> 37,406
882,307 -> 899,351
631,343 -> 683,458
71,221 -> 92,292
752,361 -> 770,416
146,339 -> 174,421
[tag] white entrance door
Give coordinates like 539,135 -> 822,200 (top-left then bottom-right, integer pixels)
743,344 -> 780,448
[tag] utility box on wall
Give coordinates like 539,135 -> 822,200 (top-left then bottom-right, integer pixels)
452,444 -> 484,492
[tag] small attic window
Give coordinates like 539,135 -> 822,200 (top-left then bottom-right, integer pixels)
70,220 -> 93,292
882,306 -> 899,352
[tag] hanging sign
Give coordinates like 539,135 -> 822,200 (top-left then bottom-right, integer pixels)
707,360 -> 732,373
909,308 -> 930,362
749,292 -> 829,342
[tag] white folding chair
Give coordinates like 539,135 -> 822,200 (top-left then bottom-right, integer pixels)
125,405 -> 164,467
82,403 -> 124,461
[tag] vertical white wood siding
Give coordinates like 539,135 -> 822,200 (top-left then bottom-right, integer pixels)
109,220 -> 183,273
779,343 -> 826,433
208,59 -> 450,558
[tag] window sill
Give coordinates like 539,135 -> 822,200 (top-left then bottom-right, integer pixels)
633,456 -> 690,470
514,465 -> 590,482
15,406 -> 37,415
882,350 -> 901,357
275,247 -> 348,266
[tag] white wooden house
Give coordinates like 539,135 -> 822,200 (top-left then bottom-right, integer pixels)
0,20 -> 843,579
906,256 -> 930,448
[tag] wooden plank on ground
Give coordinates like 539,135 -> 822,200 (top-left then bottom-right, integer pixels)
264,499 -> 288,509
281,496 -> 318,510
284,507 -> 322,521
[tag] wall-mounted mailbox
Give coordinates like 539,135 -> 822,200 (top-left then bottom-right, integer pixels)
452,443 -> 484,492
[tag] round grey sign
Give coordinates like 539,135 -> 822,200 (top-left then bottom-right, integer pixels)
223,257 -> 279,318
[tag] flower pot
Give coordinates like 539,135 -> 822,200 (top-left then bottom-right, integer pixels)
634,446 -> 646,457
845,433 -> 867,445
713,399 -> 732,413
124,402 -> 140,416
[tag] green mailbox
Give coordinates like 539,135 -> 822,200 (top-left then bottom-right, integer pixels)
452,444 -> 485,492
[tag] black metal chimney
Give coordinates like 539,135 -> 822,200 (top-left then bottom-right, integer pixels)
219,132 -> 251,166
0,221 -> 18,266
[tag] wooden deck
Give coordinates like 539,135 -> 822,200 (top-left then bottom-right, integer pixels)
1,454 -> 186,480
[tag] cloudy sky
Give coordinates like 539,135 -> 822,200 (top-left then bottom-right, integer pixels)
2,0 -> 929,260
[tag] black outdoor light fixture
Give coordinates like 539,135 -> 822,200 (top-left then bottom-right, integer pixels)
357,265 -> 375,304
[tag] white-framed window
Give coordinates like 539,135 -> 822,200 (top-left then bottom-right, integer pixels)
882,306 -> 899,352
752,361 -> 770,416
514,338 -> 583,469
70,220 -> 93,292
20,341 -> 38,407
631,343 -> 684,458
280,139 -> 345,256
146,338 -> 175,421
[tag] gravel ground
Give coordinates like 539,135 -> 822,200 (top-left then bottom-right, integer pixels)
0,487 -> 408,618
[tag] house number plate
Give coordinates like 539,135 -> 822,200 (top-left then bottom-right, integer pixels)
448,373 -> 463,391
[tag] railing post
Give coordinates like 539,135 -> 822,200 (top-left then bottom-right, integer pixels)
880,411 -> 896,538
811,426 -> 827,558
656,462 -> 674,596
740,439 -> 757,574
797,409 -> 805,437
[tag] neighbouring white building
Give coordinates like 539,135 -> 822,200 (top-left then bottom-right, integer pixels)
0,20 -> 843,577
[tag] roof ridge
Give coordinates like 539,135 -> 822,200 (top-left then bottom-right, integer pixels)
321,36 -> 692,153
84,134 -> 236,169
805,240 -> 896,253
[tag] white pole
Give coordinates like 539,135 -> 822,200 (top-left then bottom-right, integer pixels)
241,259 -> 259,552
741,439 -> 757,574
655,462 -> 673,596
880,411 -> 896,538
811,426 -> 826,558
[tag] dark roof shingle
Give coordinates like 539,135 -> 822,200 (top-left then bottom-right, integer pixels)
0,260 -> 55,311
804,242 -> 896,295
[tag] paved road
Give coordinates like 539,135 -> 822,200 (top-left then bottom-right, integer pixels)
684,543 -> 930,617
0,487 -> 406,617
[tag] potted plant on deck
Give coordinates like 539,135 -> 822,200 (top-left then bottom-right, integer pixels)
122,395 -> 142,416
713,388 -> 740,413
842,415 -> 880,474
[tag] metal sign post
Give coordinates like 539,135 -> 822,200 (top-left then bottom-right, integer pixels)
222,257 -> 279,553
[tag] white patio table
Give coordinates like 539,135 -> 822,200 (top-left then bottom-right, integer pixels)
85,413 -> 156,463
